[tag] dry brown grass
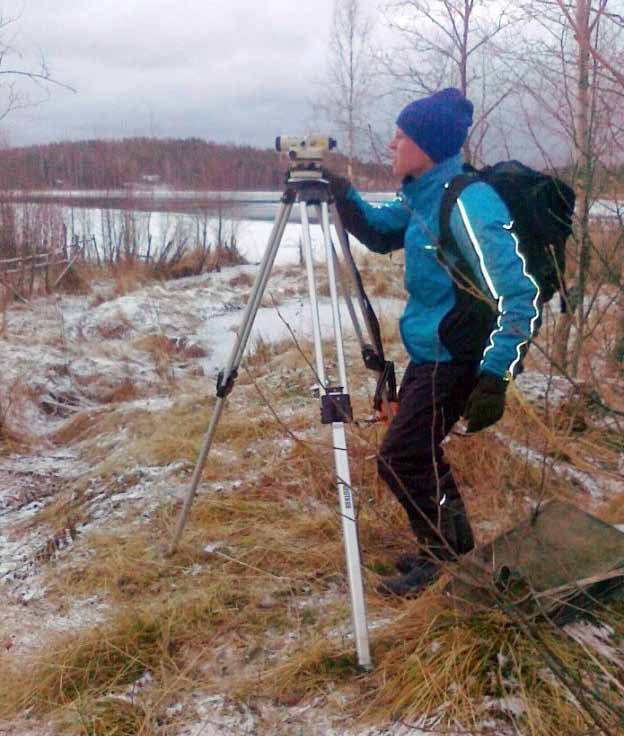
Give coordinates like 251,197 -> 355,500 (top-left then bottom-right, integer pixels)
231,581 -> 624,735
58,242 -> 249,303
4,390 -> 624,735
4,250 -> 624,734
57,261 -> 102,295
0,469 -> 374,728
227,271 -> 255,289
49,407 -> 124,445
0,584 -> 248,723
132,334 -> 208,385
111,261 -> 159,297
100,377 -> 140,403
92,394 -> 284,479
362,601 -> 624,734
599,496 -> 624,527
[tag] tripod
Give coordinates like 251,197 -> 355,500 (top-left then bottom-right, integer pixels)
170,167 -> 394,670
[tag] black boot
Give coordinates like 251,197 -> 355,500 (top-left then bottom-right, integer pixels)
379,558 -> 443,597
380,483 -> 474,597
395,552 -> 428,574
395,474 -> 474,565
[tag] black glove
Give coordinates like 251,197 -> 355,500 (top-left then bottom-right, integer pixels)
464,373 -> 508,433
321,167 -> 352,202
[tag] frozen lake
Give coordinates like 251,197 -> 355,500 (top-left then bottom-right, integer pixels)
2,188 -> 620,267
59,204 -> 375,266
4,190 -> 396,266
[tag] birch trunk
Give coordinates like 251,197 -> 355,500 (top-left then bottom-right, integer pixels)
570,0 -> 593,377
553,0 -> 592,376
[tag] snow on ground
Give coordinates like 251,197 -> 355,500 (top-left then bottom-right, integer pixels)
1,259 -> 621,606
496,433 -> 623,503
172,692 -> 441,736
0,262 -> 403,676
1,256 -> 623,735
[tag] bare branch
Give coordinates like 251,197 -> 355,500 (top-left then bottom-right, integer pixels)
0,68 -> 76,93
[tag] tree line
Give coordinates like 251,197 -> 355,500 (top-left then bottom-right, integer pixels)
0,137 -> 390,191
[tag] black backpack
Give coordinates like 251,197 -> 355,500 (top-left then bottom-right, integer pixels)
439,161 -> 576,308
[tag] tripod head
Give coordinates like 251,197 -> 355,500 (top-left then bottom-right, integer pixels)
276,133 -> 337,180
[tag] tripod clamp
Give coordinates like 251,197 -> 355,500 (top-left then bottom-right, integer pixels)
321,386 -> 353,424
216,369 -> 238,399
283,173 -> 333,206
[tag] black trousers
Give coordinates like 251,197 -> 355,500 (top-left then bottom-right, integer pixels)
377,361 -> 478,539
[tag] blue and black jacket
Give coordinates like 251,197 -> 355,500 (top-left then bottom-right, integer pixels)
334,154 -> 541,380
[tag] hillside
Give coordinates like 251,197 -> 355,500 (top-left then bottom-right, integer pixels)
0,250 -> 623,735
0,138 -> 392,191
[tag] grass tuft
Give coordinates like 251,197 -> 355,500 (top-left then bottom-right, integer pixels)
0,586 -> 246,718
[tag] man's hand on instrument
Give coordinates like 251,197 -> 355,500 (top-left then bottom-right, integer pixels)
321,168 -> 352,202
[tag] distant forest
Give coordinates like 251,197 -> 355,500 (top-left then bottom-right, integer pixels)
0,138 -> 391,191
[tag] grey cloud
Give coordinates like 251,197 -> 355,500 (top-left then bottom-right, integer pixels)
1,0 -> 337,146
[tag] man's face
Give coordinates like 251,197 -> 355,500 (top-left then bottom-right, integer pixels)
389,127 -> 435,179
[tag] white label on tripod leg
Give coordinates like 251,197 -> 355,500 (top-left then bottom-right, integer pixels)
341,483 -> 353,511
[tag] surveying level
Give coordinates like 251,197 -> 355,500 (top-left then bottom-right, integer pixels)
171,136 -> 397,671
275,133 -> 337,160
275,134 -> 337,179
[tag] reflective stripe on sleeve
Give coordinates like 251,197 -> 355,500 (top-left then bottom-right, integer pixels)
456,200 -> 541,376
504,224 -> 541,376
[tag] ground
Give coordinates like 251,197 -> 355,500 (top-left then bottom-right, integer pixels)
1,259 -> 623,735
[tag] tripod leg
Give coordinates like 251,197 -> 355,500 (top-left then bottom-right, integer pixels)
314,204 -> 368,353
299,201 -> 327,383
300,199 -> 372,669
319,200 -> 372,670
335,256 -> 367,349
331,207 -> 380,359
170,198 -> 293,553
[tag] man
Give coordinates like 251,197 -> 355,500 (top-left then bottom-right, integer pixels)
325,88 -> 541,596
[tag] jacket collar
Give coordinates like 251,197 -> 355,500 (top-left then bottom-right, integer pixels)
401,154 -> 464,207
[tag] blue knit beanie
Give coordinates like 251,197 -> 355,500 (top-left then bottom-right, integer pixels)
396,88 -> 473,163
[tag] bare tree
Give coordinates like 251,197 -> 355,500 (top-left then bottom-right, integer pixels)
378,0 -> 522,163
552,0 -> 624,371
315,0 -> 376,178
516,1 -> 624,376
0,12 -> 74,124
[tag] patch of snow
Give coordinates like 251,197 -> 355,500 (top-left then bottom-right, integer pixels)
515,371 -> 569,407
495,433 -> 624,503
479,695 -> 526,718
564,621 -> 624,668
0,594 -> 109,658
172,691 -> 445,736
175,694 -> 256,736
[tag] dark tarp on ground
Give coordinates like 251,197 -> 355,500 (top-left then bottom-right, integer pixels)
447,499 -> 624,622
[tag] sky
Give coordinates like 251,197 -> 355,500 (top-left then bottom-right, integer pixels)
0,1 -> 595,166
0,0 -> 361,150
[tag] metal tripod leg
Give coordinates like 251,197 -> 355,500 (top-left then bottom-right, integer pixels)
300,200 -> 372,670
170,197 -> 293,552
313,204 -> 368,353
171,180 -> 372,671
332,208 -> 381,361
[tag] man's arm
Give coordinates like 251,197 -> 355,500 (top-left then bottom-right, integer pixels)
324,171 -> 410,254
449,181 -> 542,380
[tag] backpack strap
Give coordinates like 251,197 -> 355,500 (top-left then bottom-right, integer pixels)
441,169 -> 571,314
438,171 -> 479,286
